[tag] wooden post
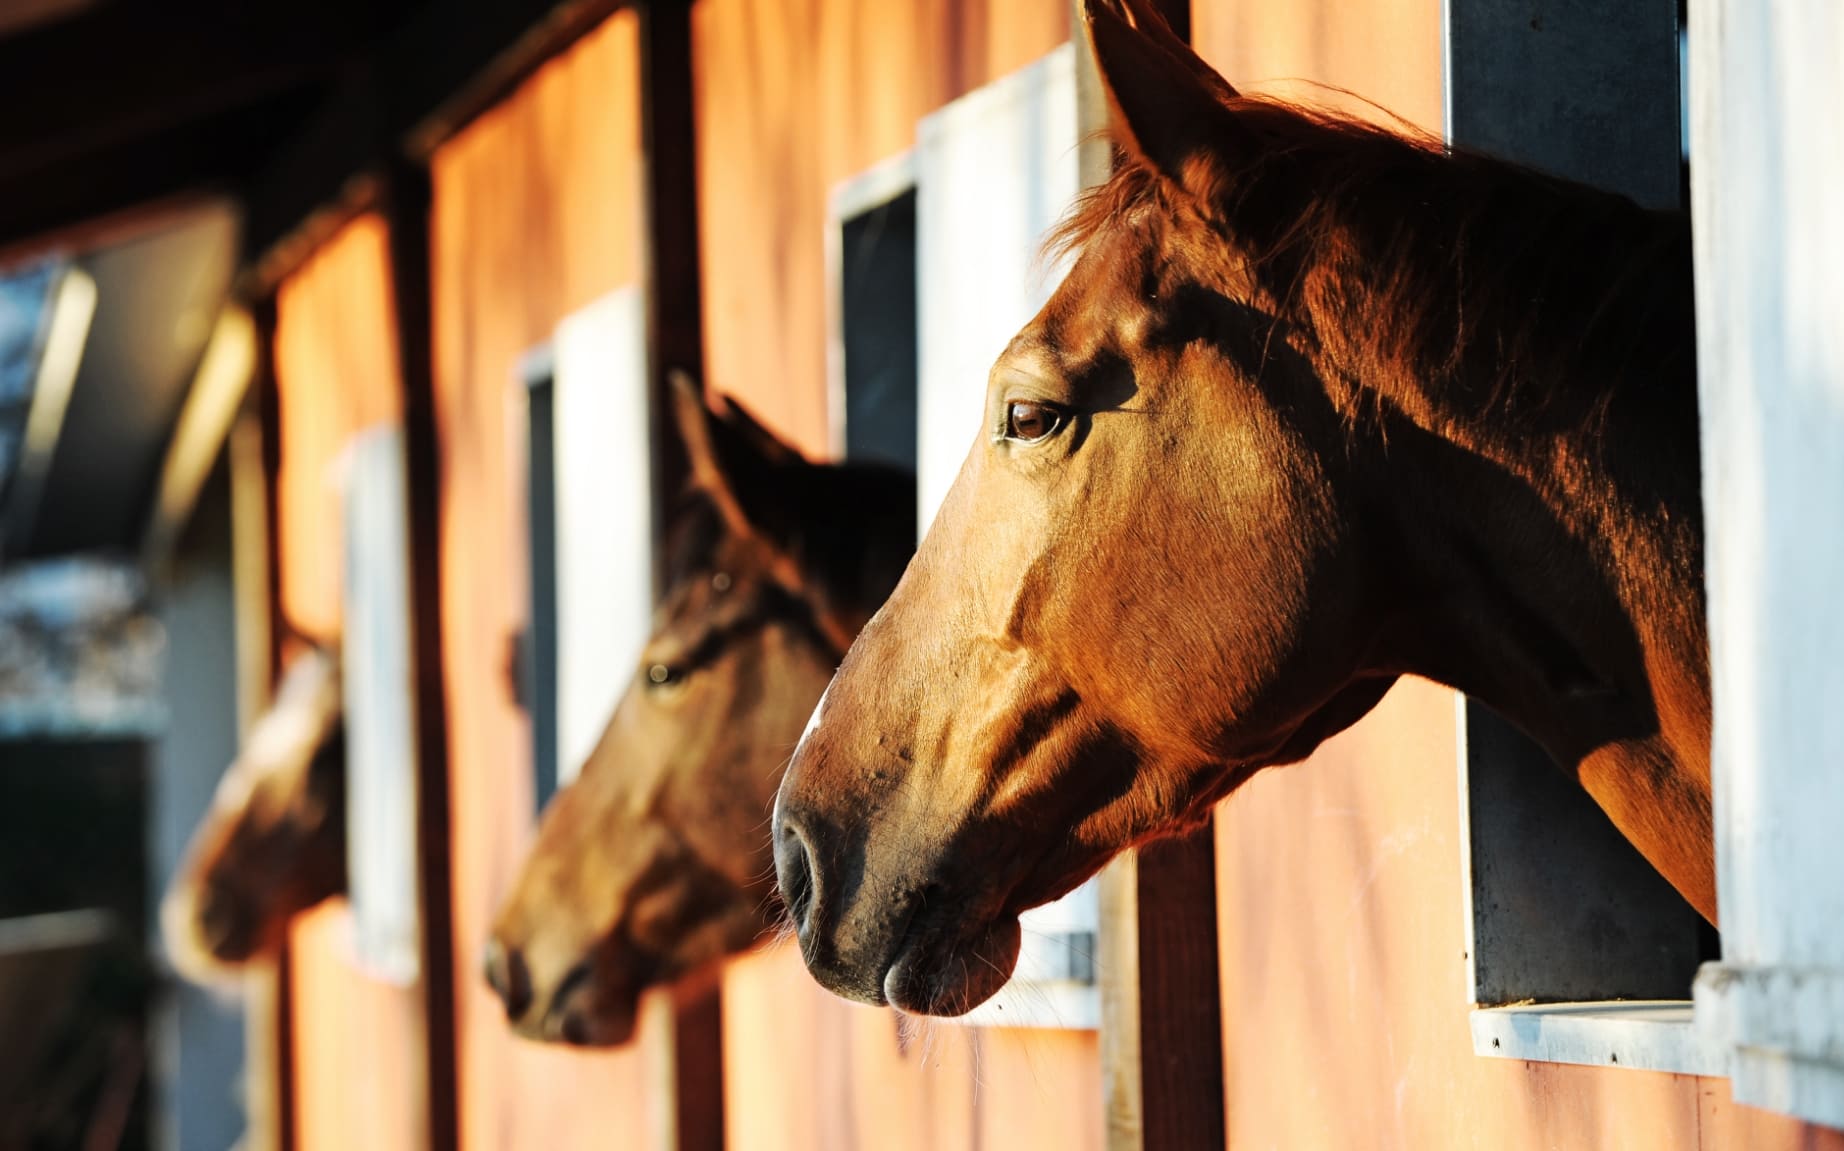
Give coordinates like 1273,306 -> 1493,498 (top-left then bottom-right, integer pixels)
637,4 -> 723,1150
639,0 -> 703,573
382,158 -> 462,1151
1078,3 -> 1225,1149
1134,827 -> 1225,1150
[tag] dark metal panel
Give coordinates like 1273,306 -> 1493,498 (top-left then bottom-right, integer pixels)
1462,707 -> 1706,1003
1447,0 -> 1681,210
522,373 -> 561,816
1446,0 -> 1706,1005
841,190 -> 920,473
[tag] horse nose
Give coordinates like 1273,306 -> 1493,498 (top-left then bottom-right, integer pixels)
484,937 -> 533,1022
773,812 -> 818,940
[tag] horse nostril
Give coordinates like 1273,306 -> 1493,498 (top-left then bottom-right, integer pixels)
484,938 -> 533,1022
773,817 -> 818,938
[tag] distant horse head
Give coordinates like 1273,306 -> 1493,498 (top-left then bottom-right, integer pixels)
163,645 -> 346,981
773,0 -> 1710,1016
486,379 -> 914,1046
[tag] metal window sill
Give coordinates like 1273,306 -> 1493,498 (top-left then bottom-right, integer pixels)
1471,1000 -> 1728,1076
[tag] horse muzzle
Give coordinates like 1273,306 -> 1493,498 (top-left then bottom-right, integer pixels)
772,797 -> 1022,1016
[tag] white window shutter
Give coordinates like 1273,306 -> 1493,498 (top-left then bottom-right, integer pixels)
1689,0 -> 1844,1129
552,288 -> 652,786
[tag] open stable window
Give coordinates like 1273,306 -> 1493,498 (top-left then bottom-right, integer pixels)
828,163 -> 919,473
1447,0 -> 1721,1073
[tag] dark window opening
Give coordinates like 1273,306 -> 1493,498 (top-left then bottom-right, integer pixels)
841,189 -> 919,473
521,363 -> 559,817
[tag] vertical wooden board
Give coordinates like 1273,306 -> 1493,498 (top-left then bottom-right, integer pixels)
721,950 -> 1103,1151
271,212 -> 422,1151
271,213 -> 404,644
290,905 -> 426,1151
1135,827 -> 1223,1150
973,1028 -> 1104,1150
427,11 -> 663,1151
691,0 -> 1069,455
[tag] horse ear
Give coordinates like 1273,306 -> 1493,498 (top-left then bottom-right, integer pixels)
668,371 -> 799,541
1082,0 -> 1248,198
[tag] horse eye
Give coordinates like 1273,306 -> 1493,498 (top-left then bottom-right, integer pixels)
1005,400 -> 1064,442
646,663 -> 682,689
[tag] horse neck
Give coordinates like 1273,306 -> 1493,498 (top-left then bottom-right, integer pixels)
1352,210 -> 1716,920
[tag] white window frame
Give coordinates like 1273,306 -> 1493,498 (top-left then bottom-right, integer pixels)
341,424 -> 421,985
1685,0 -> 1844,1130
548,288 -> 652,787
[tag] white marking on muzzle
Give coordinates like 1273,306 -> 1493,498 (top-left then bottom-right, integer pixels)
794,680 -> 831,759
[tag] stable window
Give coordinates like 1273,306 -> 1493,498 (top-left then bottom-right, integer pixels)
1447,0 -> 1723,1074
515,290 -> 653,813
341,425 -> 421,984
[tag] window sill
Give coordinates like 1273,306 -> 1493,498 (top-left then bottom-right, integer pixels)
1470,1000 -> 1728,1076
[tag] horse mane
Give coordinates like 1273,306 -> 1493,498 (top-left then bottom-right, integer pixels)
1047,95 -> 1694,440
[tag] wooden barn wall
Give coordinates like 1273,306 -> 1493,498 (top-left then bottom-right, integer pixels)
425,11 -> 656,1151
692,1 -> 1102,1149
692,0 -> 1070,456
1193,6 -> 1843,1148
271,213 -> 424,1151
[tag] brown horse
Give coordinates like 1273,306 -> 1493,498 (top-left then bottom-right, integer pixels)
485,379 -> 914,1046
772,0 -> 1711,1017
162,644 -> 346,981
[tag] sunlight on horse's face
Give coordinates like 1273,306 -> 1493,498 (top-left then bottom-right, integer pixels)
488,545 -> 836,1046
772,210 -> 1375,1014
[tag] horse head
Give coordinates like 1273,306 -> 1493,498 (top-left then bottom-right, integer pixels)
772,0 -> 1710,1016
485,378 -> 914,1045
163,644 -> 347,981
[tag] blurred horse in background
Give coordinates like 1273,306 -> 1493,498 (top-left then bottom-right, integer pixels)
162,645 -> 345,981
